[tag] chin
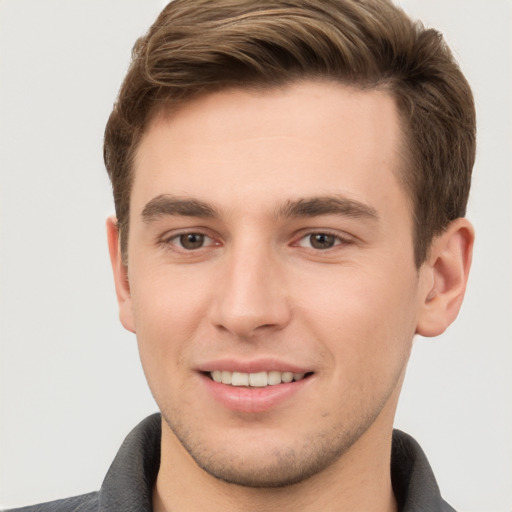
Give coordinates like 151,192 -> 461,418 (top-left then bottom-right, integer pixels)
194,456 -> 332,488
162,410 -> 371,489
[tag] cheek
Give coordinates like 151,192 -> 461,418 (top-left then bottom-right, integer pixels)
128,267 -> 211,378
131,262 -> 210,326
292,263 -> 419,365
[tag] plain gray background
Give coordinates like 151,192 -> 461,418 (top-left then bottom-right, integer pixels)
1,1 -> 511,510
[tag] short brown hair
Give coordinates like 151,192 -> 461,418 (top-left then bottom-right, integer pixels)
104,0 -> 476,266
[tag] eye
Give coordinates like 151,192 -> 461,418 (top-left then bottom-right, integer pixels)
167,232 -> 215,250
298,233 -> 343,250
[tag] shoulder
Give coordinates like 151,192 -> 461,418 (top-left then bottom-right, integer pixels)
391,430 -> 456,512
3,492 -> 99,512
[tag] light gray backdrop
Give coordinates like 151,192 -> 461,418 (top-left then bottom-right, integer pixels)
1,1 -> 511,510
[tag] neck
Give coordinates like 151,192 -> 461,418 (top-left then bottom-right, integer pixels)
153,418 -> 398,512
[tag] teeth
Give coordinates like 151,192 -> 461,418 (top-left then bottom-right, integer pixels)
281,372 -> 293,383
267,370 -> 282,386
231,372 -> 249,386
210,370 -> 307,387
249,371 -> 267,387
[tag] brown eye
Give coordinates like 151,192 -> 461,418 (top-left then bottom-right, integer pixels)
309,233 -> 336,249
179,233 -> 205,250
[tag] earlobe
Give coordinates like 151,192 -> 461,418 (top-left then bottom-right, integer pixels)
106,216 -> 136,333
416,218 -> 474,337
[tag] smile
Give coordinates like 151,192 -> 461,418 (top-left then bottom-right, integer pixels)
210,370 -> 308,387
202,368 -> 313,413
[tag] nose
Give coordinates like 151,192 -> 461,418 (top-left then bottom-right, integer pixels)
209,243 -> 292,338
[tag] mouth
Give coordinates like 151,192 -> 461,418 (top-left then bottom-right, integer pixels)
207,370 -> 313,387
198,360 -> 315,412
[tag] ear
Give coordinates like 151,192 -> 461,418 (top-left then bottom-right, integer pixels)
416,218 -> 474,337
106,216 -> 136,333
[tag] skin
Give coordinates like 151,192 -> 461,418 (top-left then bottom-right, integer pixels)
108,80 -> 474,512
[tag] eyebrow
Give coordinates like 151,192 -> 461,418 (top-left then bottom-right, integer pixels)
141,194 -> 378,223
276,195 -> 378,221
142,195 -> 218,222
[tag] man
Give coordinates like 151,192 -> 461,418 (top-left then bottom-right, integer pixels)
8,0 -> 475,510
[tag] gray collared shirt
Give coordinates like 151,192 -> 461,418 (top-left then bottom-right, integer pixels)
6,413 -> 456,512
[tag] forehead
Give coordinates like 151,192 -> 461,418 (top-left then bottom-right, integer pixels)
131,80 -> 408,220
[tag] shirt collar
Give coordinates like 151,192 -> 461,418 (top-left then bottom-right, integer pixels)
97,414 -> 455,512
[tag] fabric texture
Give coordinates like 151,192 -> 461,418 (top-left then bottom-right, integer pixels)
6,413 -> 456,512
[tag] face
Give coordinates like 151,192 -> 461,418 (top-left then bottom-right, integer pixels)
116,81 -> 432,487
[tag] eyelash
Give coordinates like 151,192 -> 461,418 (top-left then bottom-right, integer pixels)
294,231 -> 352,250
159,231 -> 217,252
159,229 -> 352,254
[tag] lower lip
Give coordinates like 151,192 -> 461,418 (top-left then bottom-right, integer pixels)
201,373 -> 312,413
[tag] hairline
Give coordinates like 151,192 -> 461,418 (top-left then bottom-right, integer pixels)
118,77 -> 421,267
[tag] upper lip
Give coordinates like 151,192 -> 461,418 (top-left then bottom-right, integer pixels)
196,358 -> 312,374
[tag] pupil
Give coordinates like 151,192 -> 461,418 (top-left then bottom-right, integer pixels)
311,233 -> 335,249
180,233 -> 204,249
